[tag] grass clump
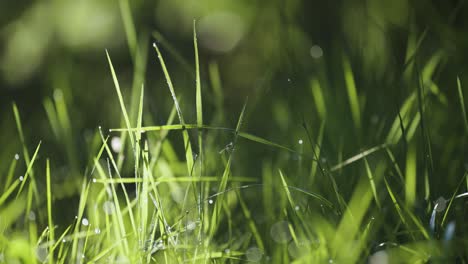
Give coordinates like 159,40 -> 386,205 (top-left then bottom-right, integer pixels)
1,15 -> 468,264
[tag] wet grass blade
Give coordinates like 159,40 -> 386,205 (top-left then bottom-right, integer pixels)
106,50 -> 135,148
16,141 -> 41,198
209,101 -> 247,238
153,42 -> 194,176
46,159 -> 54,264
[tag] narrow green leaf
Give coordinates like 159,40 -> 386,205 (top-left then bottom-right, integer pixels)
343,56 -> 361,130
457,77 -> 468,134
106,50 -> 135,148
46,159 -> 54,264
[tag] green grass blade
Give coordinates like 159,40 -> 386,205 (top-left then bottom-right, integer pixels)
46,159 -> 54,264
364,158 -> 381,209
153,42 -> 194,176
405,142 -> 417,207
118,0 -> 137,59
343,56 -> 361,130
16,141 -> 41,197
330,144 -> 387,172
106,50 -> 135,148
209,101 -> 247,238
457,77 -> 468,134
310,78 -> 326,120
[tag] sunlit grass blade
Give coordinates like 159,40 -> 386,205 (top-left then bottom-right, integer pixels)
152,31 -> 194,75
106,50 -> 135,148
364,158 -> 381,209
46,159 -> 54,264
343,55 -> 361,131
70,179 -> 92,262
194,20 -> 204,222
93,176 -> 256,184
405,142 -> 417,207
310,120 -> 325,183
457,77 -> 468,134
16,141 -> 41,198
310,78 -> 326,120
332,179 -> 373,262
330,143 -> 387,172
4,156 -> 18,192
153,42 -> 194,177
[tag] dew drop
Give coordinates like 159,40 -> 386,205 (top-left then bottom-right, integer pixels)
36,246 -> 48,262
82,218 -> 89,226
310,45 -> 323,59
29,211 -> 36,221
19,176 -> 24,181
245,247 -> 263,262
208,199 -> 213,204
14,154 -> 19,160
94,228 -> 101,234
186,221 -> 196,231
92,178 -> 97,183
270,221 -> 292,243
368,251 -> 388,264
103,201 -> 115,215
111,136 -> 122,153
294,205 -> 300,211
298,139 -> 303,145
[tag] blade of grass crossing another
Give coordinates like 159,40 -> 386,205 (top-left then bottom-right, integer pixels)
153,42 -> 195,176
209,101 -> 247,238
16,141 -> 42,198
457,77 -> 468,134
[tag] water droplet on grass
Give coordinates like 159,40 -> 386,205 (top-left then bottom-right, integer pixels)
111,136 -> 122,153
434,196 -> 448,212
186,221 -> 196,231
298,139 -> 303,145
444,221 -> 456,243
208,199 -> 213,204
310,45 -> 323,59
94,228 -> 101,234
36,246 -> 48,262
103,201 -> 115,215
368,250 -> 388,264
82,218 -> 89,226
29,211 -> 36,221
270,221 -> 292,243
14,154 -> 19,160
19,176 -> 24,181
245,247 -> 263,262
92,178 -> 97,183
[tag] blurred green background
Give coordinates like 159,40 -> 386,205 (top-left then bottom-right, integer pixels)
1,0 -> 468,211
